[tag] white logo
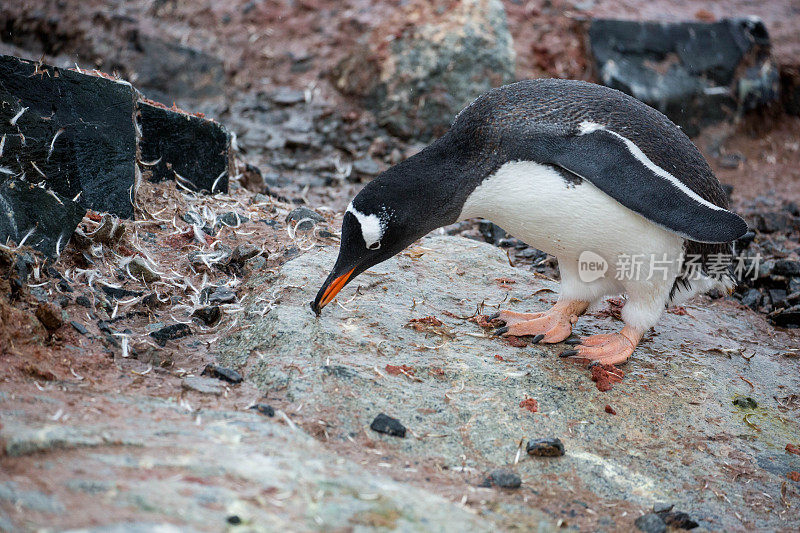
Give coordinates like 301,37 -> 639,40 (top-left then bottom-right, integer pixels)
578,251 -> 608,283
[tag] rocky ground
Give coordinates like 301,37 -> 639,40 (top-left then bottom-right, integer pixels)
1,0 -> 800,532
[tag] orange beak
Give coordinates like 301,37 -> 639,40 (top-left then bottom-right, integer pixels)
312,267 -> 355,315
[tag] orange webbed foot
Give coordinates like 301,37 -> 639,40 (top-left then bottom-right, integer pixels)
490,300 -> 590,344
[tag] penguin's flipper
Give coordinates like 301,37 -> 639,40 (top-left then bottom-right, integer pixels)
509,124 -> 749,244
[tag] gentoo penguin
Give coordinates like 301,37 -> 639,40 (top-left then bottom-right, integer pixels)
312,79 -> 748,365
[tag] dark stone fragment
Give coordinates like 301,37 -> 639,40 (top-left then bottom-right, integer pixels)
226,515 -> 242,526
370,413 -> 406,438
588,19 -> 774,136
97,320 -> 114,334
192,305 -> 221,326
478,220 -> 507,245
769,305 -> 800,327
785,201 -> 800,216
658,511 -> 698,529
57,279 -> 72,293
634,513 -> 666,533
718,153 -> 745,169
70,321 -> 88,335
149,323 -> 192,346
733,397 -> 758,409
286,207 -> 325,230
769,289 -> 788,306
772,260 -> 800,277
75,295 -> 92,308
0,55 -> 136,218
202,363 -> 243,384
205,285 -> 236,304
740,288 -> 762,310
526,438 -> 565,457
130,36 -> 225,102
323,365 -> 356,379
250,403 -> 275,417
139,101 -> 231,194
35,302 -> 63,331
217,211 -> 248,228
757,212 -> 794,233
99,284 -> 143,300
230,244 -> 261,265
0,180 -> 86,258
488,468 -> 521,489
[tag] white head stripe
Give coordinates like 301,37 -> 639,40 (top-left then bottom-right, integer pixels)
347,202 -> 384,248
577,121 -> 724,212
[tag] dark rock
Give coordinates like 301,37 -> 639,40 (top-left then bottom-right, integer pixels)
772,260 -> 800,277
139,101 -> 231,194
181,375 -> 223,395
740,288 -> 762,310
230,244 -> 261,265
588,18 -> 775,137
768,289 -> 788,306
192,306 -> 221,326
478,220 -> 507,245
205,286 -> 236,304
286,207 -> 325,230
250,403 -> 275,417
57,279 -> 72,293
658,511 -> 698,529
70,321 -> 88,335
0,55 -> 136,218
99,284 -> 143,300
270,87 -> 306,105
227,515 -> 242,526
75,295 -> 91,308
782,65 -> 800,116
487,468 -> 521,489
718,153 -> 745,169
756,212 -> 794,233
35,302 -> 62,331
370,413 -> 406,438
0,180 -> 85,258
128,36 -> 225,103
526,438 -> 565,457
733,397 -> 758,409
634,513 -> 666,533
149,323 -> 192,346
332,0 -> 515,139
202,363 -> 243,384
769,305 -> 800,328
216,211 -> 248,228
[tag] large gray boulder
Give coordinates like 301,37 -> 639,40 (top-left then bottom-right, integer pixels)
333,0 -> 516,139
218,235 -> 800,531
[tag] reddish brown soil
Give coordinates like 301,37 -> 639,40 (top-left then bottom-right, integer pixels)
590,363 -> 625,392
519,397 -> 539,413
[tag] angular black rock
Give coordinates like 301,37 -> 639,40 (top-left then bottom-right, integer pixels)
526,438 -> 565,457
658,511 -> 699,530
99,284 -> 143,300
370,413 -> 406,438
0,55 -> 136,218
149,323 -> 192,346
0,180 -> 85,257
588,18 -> 775,136
202,363 -> 243,384
139,101 -> 231,193
192,305 -> 222,326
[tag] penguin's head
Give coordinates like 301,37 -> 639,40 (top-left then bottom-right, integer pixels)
311,194 -> 417,315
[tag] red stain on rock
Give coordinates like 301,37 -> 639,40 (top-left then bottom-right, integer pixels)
519,398 -> 538,413
788,471 -> 800,482
590,364 -> 625,392
604,404 -> 617,415
494,354 -> 505,361
385,364 -> 415,376
787,444 -> 800,456
504,336 -> 528,348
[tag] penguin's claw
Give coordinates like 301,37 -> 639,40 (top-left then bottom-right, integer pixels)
531,334 -> 545,344
563,337 -> 582,345
556,327 -> 642,366
487,312 -> 501,321
491,300 -> 589,345
492,326 -> 509,336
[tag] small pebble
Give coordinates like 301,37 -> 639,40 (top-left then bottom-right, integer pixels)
150,323 -> 192,346
488,468 -> 521,489
526,438 -> 565,457
202,364 -> 243,384
604,404 -> 617,415
733,397 -> 758,409
370,413 -> 406,438
70,321 -> 88,336
250,404 -> 275,417
192,306 -> 221,326
75,295 -> 92,308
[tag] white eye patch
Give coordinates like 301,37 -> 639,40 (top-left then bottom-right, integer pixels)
347,201 -> 384,249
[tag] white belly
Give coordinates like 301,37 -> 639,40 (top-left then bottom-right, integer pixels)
458,160 -> 684,280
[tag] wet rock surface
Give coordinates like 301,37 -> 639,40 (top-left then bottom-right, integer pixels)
217,235 -> 800,531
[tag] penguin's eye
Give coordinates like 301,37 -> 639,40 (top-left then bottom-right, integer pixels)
368,241 -> 381,250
